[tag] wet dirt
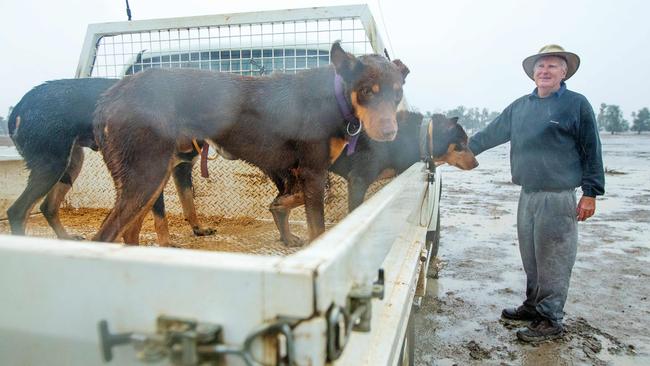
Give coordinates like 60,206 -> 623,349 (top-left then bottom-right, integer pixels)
413,133 -> 650,365
0,207 -> 317,256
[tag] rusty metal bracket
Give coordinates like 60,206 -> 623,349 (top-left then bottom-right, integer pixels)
99,315 -> 296,366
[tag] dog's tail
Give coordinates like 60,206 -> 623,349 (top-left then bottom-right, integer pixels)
7,99 -> 23,138
7,98 -> 29,156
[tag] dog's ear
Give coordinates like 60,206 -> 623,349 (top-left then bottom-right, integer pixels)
331,41 -> 361,82
449,116 -> 460,124
392,59 -> 410,82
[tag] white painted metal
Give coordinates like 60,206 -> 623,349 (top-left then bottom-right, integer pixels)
335,217 -> 426,365
292,317 -> 328,365
291,163 -> 429,313
0,237 -> 312,365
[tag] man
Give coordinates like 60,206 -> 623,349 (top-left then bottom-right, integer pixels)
468,45 -> 605,342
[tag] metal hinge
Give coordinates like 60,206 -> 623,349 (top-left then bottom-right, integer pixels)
98,315 -> 296,365
420,169 -> 437,228
326,268 -> 385,361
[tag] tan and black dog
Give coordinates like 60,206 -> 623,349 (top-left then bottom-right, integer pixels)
330,111 -> 478,211
92,42 -> 409,246
426,114 -> 479,170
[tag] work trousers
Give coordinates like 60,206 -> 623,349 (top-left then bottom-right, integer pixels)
517,188 -> 578,325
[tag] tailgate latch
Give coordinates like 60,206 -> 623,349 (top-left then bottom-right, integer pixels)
99,315 -> 296,365
99,315 -> 222,364
326,268 -> 385,361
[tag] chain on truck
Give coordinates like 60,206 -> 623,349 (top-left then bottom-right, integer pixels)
0,5 -> 443,366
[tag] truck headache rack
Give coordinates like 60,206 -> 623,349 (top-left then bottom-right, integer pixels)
77,5 -> 384,79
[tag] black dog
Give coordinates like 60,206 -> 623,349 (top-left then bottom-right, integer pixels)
330,111 -> 479,211
7,78 -> 213,244
92,41 -> 409,246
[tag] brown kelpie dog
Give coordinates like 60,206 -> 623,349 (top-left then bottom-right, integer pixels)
92,42 -> 409,246
330,111 -> 478,211
6,78 -> 214,245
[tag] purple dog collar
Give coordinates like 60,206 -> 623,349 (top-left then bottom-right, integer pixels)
346,127 -> 360,155
334,72 -> 361,155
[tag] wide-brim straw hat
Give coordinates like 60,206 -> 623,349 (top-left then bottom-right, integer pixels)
522,44 -> 580,81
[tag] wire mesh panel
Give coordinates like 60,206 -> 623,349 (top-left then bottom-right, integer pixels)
78,5 -> 384,78
91,18 -> 372,78
69,5 -> 389,224
65,152 -> 389,224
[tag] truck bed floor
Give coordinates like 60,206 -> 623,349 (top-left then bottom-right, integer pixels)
0,208 -> 325,256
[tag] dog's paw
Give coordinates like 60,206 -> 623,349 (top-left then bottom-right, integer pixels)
193,226 -> 216,236
282,234 -> 304,247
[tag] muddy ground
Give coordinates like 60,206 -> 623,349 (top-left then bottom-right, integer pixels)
413,133 -> 650,365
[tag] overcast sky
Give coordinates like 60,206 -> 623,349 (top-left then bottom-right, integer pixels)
1,0 -> 648,119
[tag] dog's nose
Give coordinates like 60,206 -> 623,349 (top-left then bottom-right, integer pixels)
464,158 -> 479,170
380,119 -> 397,140
381,128 -> 397,140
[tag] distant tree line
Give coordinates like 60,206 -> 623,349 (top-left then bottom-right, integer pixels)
424,107 -> 500,133
0,106 -> 11,135
597,104 -> 650,134
0,115 -> 7,136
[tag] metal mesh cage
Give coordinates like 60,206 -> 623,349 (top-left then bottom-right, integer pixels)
91,18 -> 373,78
69,5 -> 390,224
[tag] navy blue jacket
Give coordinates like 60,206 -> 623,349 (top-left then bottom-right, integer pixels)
468,83 -> 605,197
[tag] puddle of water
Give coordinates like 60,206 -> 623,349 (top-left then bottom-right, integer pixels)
599,353 -> 650,365
428,277 -> 483,296
637,255 -> 650,263
432,358 -> 459,366
519,342 -> 571,366
433,319 -> 484,343
500,266 -> 525,286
